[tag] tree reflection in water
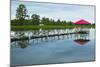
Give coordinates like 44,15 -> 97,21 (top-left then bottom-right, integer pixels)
18,40 -> 29,48
13,32 -> 29,48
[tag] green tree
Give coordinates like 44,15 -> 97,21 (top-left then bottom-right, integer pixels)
16,4 -> 27,20
16,4 -> 28,26
31,14 -> 40,25
61,20 -> 67,25
56,19 -> 61,25
49,19 -> 55,25
67,21 -> 73,25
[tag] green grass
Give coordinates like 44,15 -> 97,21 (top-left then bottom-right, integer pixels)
11,25 -> 40,31
11,25 -> 95,31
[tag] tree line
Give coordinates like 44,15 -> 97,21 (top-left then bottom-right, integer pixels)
11,4 -> 95,27
11,4 -> 73,26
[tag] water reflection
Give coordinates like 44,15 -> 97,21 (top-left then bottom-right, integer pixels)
74,28 -> 90,45
18,40 -> 29,48
11,28 -> 95,66
11,28 -> 92,48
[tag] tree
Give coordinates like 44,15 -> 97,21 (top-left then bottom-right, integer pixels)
41,17 -> 50,25
56,19 -> 61,25
16,4 -> 27,20
61,20 -> 67,25
31,14 -> 40,25
67,21 -> 73,25
41,17 -> 46,25
49,18 -> 55,25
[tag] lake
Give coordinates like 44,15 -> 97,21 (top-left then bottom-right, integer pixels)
10,28 -> 95,66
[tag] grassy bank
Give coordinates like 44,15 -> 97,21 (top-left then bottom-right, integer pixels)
11,25 -> 95,31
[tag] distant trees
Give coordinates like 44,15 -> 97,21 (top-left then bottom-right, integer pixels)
11,4 -> 76,26
31,14 -> 40,25
11,16 -> 73,26
41,17 -> 50,25
66,21 -> 73,25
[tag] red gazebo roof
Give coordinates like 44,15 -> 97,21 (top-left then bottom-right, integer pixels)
74,19 -> 91,25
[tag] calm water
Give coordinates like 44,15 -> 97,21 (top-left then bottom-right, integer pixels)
11,28 -> 95,66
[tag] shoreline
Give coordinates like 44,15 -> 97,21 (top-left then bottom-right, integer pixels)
11,25 -> 95,31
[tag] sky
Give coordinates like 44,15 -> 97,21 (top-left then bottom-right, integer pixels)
11,1 -> 95,23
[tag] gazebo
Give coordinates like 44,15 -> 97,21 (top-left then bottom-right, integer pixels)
74,19 -> 91,34
74,19 -> 91,25
73,19 -> 91,45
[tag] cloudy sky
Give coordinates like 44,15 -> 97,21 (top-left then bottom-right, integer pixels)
11,1 -> 95,23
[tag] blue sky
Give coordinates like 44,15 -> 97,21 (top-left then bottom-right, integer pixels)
11,1 -> 95,23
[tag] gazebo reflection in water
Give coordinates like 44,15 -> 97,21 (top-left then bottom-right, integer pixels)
74,28 -> 90,45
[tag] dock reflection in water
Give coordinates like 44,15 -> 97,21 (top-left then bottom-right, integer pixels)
11,28 -> 95,66
74,28 -> 90,45
11,28 -> 91,48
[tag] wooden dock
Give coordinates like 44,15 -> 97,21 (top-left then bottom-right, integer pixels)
11,32 -> 75,42
11,31 -> 89,42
